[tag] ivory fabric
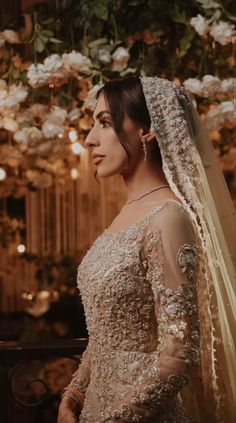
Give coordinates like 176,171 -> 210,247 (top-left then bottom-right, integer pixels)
64,200 -> 210,422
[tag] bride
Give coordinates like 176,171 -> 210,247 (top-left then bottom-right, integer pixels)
57,76 -> 235,423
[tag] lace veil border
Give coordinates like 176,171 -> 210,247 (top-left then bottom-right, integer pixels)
140,76 -> 236,423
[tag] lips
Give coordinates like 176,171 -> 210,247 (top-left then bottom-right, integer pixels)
93,155 -> 105,164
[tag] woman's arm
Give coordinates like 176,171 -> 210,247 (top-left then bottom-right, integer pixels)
61,339 -> 91,408
101,207 -> 201,422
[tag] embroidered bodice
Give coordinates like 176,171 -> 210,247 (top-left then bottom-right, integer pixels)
63,201 -> 201,422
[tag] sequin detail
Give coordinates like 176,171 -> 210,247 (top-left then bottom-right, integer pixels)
63,202 -> 200,422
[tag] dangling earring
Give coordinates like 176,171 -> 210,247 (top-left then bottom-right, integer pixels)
141,136 -> 147,161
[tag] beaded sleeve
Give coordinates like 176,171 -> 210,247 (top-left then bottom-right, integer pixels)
61,340 -> 91,408
100,207 -> 201,422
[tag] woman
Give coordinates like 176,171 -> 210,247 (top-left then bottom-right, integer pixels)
57,77 -> 236,422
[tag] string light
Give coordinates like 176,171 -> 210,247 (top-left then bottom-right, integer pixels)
17,244 -> 26,253
69,129 -> 78,142
70,168 -> 79,179
0,167 -> 6,181
71,142 -> 82,154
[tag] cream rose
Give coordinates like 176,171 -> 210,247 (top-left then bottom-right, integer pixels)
44,54 -> 63,72
190,14 -> 209,36
27,63 -> 51,88
83,83 -> 104,111
221,78 -> 236,93
210,21 -> 235,45
42,120 -> 64,138
201,75 -> 221,97
111,47 -> 130,72
183,78 -> 203,96
62,50 -> 92,73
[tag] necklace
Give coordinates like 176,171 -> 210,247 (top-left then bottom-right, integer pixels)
125,184 -> 169,204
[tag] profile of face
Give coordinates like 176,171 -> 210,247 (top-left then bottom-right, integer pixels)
84,93 -> 147,178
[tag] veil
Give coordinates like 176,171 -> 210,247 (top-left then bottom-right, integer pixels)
140,76 -> 236,423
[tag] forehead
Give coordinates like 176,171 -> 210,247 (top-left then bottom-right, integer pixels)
94,93 -> 109,113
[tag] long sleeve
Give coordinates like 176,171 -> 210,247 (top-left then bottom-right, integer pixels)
101,206 -> 201,422
61,339 -> 91,406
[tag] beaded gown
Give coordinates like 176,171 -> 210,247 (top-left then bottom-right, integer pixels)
64,200 -> 203,423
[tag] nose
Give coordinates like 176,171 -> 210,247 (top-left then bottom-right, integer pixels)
84,126 -> 99,149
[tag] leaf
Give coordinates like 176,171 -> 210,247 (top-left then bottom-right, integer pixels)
49,37 -> 63,44
93,4 -> 108,20
195,0 -> 221,9
88,38 -> 108,48
179,29 -> 195,58
169,5 -> 187,24
41,30 -> 54,37
207,9 -> 222,24
35,37 -> 46,53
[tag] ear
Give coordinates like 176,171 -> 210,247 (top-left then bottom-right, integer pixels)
139,128 -> 156,143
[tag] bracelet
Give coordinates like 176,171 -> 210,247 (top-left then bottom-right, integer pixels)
61,385 -> 85,408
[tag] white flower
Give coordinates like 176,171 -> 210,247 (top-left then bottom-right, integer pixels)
3,29 -> 21,44
98,46 -> 112,65
221,78 -> 236,93
111,47 -> 130,72
14,127 -> 42,144
210,21 -> 235,45
205,101 -> 235,131
205,107 -> 224,131
44,54 -> 63,72
47,106 -> 67,123
27,63 -> 51,88
67,107 -> 81,122
42,120 -> 64,138
2,117 -> 19,132
183,78 -> 203,96
201,75 -> 221,97
83,83 -> 104,111
62,50 -> 92,73
16,110 -> 33,125
29,103 -> 48,118
221,100 -> 236,121
9,83 -> 28,102
190,14 -> 209,37
0,96 -> 19,110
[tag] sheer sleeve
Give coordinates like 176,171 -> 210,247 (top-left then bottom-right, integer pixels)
101,206 -> 201,422
61,339 -> 91,407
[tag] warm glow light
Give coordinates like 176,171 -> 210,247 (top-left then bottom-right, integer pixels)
17,244 -> 26,253
70,168 -> 79,179
69,129 -> 78,142
58,133 -> 64,139
0,167 -> 6,181
71,142 -> 82,154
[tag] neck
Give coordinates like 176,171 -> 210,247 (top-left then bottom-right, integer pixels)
121,159 -> 169,199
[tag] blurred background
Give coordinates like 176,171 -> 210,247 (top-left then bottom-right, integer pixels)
0,0 -> 235,422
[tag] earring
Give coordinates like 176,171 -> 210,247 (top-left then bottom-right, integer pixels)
141,136 -> 147,161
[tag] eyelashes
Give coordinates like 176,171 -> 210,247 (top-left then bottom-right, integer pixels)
99,119 -> 110,128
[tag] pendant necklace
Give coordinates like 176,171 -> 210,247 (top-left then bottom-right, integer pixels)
125,184 -> 169,205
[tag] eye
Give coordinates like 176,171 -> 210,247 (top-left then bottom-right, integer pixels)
99,119 -> 110,128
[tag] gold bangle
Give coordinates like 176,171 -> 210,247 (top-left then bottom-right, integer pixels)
61,385 -> 85,407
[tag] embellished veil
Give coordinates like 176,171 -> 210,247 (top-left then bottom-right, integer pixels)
140,76 -> 236,423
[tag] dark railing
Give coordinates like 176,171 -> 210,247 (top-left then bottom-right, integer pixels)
0,338 -> 88,423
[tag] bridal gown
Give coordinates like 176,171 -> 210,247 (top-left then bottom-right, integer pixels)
64,200 -> 203,423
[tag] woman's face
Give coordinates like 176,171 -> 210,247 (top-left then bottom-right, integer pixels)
84,93 -> 143,178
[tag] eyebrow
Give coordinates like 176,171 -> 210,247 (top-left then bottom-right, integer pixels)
92,110 -> 112,120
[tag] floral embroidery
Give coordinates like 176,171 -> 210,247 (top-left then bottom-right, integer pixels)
63,202 -> 200,422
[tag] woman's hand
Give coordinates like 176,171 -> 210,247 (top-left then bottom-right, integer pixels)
57,395 -> 81,423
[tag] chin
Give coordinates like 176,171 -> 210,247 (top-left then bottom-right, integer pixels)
96,163 -> 126,179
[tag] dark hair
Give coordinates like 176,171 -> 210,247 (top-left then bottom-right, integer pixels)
94,76 -> 162,180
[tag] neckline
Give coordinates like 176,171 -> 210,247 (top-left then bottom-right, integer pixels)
104,199 -> 184,236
